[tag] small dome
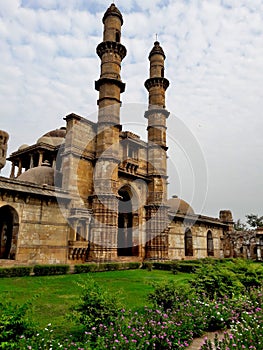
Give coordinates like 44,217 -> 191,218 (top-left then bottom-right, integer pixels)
18,144 -> 29,151
17,161 -> 55,186
103,3 -> 123,24
149,41 -> 166,59
167,195 -> 195,215
37,127 -> 66,146
43,127 -> 66,138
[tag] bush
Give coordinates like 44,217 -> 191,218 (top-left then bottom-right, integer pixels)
227,259 -> 263,289
104,263 -> 121,271
0,266 -> 32,278
143,261 -> 200,273
201,292 -> 263,349
74,263 -> 100,274
124,262 -> 141,269
152,262 -> 172,270
148,280 -> 194,310
177,262 -> 200,273
33,264 -> 69,276
74,262 -> 141,274
191,264 -> 244,299
141,262 -> 153,271
0,299 -> 34,349
73,277 -> 123,331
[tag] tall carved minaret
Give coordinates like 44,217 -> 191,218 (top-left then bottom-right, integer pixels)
144,41 -> 170,260
91,3 -> 126,261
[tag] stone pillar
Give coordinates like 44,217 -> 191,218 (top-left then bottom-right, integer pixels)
72,220 -> 78,241
52,157 -> 56,169
17,159 -> 22,177
38,151 -> 43,166
10,162 -> 15,178
29,154 -> 34,169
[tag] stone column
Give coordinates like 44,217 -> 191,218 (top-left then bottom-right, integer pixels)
29,154 -> 34,169
10,162 -> 15,178
38,151 -> 43,166
17,159 -> 22,176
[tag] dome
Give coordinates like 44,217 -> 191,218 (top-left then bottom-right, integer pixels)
17,161 -> 55,186
43,127 -> 66,138
18,144 -> 29,151
149,41 -> 166,59
103,3 -> 123,24
167,195 -> 195,215
37,127 -> 66,146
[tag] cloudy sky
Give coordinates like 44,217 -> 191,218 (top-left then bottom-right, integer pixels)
0,0 -> 262,222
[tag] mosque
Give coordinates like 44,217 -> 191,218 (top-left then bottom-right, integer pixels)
0,3 -> 246,266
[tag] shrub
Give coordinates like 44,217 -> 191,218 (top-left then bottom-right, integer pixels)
124,262 -> 141,269
104,263 -> 120,271
191,264 -> 245,300
74,263 -> 100,274
152,262 -> 172,270
33,264 -> 69,276
177,262 -> 200,273
74,262 -> 141,274
148,280 -> 193,310
0,299 -> 34,349
0,266 -> 32,278
145,261 -> 200,273
73,277 -> 123,331
201,299 -> 263,349
227,259 -> 263,289
142,262 -> 153,271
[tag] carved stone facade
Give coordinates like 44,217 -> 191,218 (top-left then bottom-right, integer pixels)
0,4 -> 241,266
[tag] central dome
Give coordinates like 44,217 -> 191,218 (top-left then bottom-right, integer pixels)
167,195 -> 195,215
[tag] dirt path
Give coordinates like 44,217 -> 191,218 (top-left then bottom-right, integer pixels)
187,331 -> 225,350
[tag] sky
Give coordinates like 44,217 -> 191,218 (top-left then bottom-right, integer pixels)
0,0 -> 262,222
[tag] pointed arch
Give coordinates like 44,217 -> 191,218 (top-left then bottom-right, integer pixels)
207,230 -> 214,256
117,184 -> 139,256
184,228 -> 193,256
0,204 -> 19,260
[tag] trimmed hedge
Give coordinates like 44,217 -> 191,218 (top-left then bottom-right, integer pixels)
74,262 -> 141,274
0,266 -> 32,278
141,261 -> 201,273
33,264 -> 70,276
176,262 -> 200,273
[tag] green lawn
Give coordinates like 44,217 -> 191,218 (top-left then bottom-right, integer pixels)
0,269 -> 193,336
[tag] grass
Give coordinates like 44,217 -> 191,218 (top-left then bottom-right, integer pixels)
0,269 -> 193,336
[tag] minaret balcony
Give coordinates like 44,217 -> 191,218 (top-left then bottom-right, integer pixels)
144,77 -> 169,91
96,41 -> 127,60
95,77 -> 125,93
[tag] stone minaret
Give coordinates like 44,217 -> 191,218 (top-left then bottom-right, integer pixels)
144,41 -> 170,260
0,130 -> 9,172
91,3 -> 126,261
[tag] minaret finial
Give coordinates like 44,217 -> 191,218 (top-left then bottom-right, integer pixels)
155,33 -> 158,42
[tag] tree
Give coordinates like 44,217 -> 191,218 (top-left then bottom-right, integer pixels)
234,219 -> 247,231
245,214 -> 263,229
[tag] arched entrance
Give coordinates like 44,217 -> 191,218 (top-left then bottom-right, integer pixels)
0,205 -> 19,259
117,186 -> 138,257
